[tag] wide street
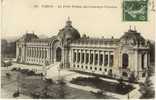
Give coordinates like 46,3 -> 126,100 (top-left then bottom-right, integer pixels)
2,62 -> 154,99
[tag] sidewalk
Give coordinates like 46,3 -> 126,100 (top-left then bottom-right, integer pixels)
1,87 -> 31,99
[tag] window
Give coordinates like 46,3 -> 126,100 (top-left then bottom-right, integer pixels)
99,68 -> 102,71
100,54 -> 103,65
45,50 -> 47,58
42,50 -> 44,59
86,66 -> 88,69
77,53 -> 80,63
77,65 -> 79,68
110,55 -> 114,67
81,53 -> 84,63
90,67 -> 92,70
122,53 -> 128,68
104,55 -> 108,66
73,52 -> 76,63
105,69 -> 107,72
95,54 -> 98,65
39,50 -> 41,58
86,53 -> 89,64
141,54 -> 145,69
56,48 -> 62,61
90,54 -> 93,64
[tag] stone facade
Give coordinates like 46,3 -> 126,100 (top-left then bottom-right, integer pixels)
16,19 -> 150,81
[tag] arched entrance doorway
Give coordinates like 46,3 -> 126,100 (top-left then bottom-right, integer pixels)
122,53 -> 128,69
56,47 -> 62,62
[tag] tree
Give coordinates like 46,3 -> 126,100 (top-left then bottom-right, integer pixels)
6,73 -> 11,79
148,40 -> 155,64
57,77 -> 67,99
128,72 -> 136,83
94,90 -> 107,99
13,90 -> 20,98
116,78 -> 126,93
140,76 -> 155,99
39,78 -> 54,98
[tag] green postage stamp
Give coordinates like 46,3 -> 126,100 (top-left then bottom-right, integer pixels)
123,0 -> 148,21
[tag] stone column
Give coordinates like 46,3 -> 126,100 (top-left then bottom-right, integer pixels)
31,48 -> 34,58
31,48 -> 33,58
28,48 -> 30,57
37,48 -> 39,59
70,49 -> 73,63
29,48 -> 31,57
25,48 -> 27,58
35,48 -> 37,58
34,48 -> 36,58
80,49 -> 82,64
44,49 -> 46,59
93,50 -> 95,65
98,50 -> 100,66
108,51 -> 110,67
88,50 -> 90,65
147,52 -> 150,67
38,48 -> 40,58
84,50 -> 86,64
144,52 -> 147,68
40,48 -> 42,59
16,44 -> 19,60
73,50 -> 75,63
33,48 -> 35,58
76,49 -> 79,63
36,48 -> 38,58
27,48 -> 28,57
30,48 -> 31,57
43,48 -> 45,59
103,51 -> 105,66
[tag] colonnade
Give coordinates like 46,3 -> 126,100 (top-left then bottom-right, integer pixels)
26,47 -> 47,59
71,49 -> 114,67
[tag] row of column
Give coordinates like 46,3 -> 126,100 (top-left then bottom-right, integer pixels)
72,49 -> 114,67
26,47 -> 47,59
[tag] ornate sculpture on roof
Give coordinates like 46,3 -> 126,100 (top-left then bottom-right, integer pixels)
120,26 -> 147,46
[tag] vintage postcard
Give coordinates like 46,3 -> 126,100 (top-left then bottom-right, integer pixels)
1,0 -> 155,99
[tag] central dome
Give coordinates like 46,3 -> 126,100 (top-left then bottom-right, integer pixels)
57,18 -> 81,41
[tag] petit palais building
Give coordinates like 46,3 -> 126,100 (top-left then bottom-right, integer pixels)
16,19 -> 151,81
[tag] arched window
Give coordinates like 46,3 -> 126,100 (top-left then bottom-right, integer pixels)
56,47 -> 62,62
19,48 -> 21,57
141,54 -> 145,69
122,53 -> 129,68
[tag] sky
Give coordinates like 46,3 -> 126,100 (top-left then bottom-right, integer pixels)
1,0 -> 155,40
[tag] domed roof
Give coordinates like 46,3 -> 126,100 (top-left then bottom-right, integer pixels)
120,28 -> 145,45
57,18 -> 81,41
